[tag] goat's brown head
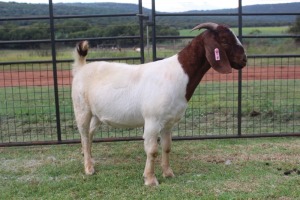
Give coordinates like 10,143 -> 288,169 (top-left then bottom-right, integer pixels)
192,22 -> 247,74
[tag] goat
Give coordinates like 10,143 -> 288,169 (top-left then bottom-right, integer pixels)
133,46 -> 141,52
72,22 -> 247,186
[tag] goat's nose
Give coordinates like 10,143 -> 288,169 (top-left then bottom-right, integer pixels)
242,55 -> 247,63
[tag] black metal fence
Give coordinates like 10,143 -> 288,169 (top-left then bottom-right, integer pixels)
0,0 -> 300,147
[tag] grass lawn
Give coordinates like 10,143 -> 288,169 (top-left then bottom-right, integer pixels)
179,26 -> 290,37
0,47 -> 141,63
0,138 -> 300,199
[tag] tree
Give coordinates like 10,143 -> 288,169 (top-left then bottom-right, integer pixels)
288,15 -> 300,43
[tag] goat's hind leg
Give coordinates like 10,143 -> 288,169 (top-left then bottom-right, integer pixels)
88,116 -> 100,155
80,116 -> 100,174
143,120 -> 160,186
80,116 -> 99,154
75,109 -> 95,175
161,129 -> 175,178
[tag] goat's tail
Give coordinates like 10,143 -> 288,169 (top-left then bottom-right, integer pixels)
72,40 -> 89,75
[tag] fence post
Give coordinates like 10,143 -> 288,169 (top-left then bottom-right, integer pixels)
138,0 -> 145,64
48,0 -> 62,142
151,0 -> 157,61
237,0 -> 243,136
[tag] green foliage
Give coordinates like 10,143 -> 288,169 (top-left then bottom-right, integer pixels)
56,20 -> 91,36
0,22 -> 50,48
0,20 -> 179,49
1,1 -> 299,49
288,15 -> 300,43
288,16 -> 300,34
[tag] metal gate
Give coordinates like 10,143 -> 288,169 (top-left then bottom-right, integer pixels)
0,0 -> 300,147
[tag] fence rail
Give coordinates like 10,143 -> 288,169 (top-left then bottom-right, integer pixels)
0,0 -> 300,147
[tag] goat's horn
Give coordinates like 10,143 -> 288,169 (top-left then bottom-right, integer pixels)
191,22 -> 219,32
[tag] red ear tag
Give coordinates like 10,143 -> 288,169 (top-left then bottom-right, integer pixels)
214,48 -> 220,61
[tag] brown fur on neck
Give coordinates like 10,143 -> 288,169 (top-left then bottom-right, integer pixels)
178,33 -> 211,101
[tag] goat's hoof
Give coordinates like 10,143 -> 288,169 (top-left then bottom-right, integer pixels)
163,168 -> 175,178
85,166 -> 95,175
144,176 -> 159,186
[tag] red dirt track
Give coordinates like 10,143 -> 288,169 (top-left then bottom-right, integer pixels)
0,66 -> 299,87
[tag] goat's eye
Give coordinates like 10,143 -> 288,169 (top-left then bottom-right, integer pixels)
222,42 -> 230,47
220,39 -> 229,46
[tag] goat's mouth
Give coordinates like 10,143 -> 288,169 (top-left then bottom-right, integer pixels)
231,62 -> 246,70
231,58 -> 247,70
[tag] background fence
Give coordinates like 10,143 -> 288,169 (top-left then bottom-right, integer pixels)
0,0 -> 300,147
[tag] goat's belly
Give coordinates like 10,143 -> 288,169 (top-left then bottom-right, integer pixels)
94,105 -> 144,128
100,116 -> 144,128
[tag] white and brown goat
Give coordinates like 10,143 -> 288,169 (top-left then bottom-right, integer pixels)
72,22 -> 247,186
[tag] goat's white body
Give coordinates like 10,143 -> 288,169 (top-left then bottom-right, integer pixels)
72,55 -> 188,132
72,24 -> 247,186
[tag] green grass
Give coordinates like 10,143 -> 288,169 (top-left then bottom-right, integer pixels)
236,26 -> 289,35
0,47 -> 142,63
179,26 -> 289,37
1,138 -> 300,199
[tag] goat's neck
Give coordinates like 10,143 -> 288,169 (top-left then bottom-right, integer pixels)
178,37 -> 211,101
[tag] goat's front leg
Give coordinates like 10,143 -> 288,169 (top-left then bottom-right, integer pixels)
143,122 -> 159,186
161,130 -> 175,178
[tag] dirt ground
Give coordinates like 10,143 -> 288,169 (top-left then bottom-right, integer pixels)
0,66 -> 299,87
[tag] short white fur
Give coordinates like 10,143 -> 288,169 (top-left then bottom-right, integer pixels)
72,49 -> 188,186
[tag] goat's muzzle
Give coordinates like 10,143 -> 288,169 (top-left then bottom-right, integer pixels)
231,54 -> 247,70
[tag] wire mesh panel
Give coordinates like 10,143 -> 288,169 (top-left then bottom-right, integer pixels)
0,63 -> 58,143
55,62 -> 76,141
242,56 -> 300,135
173,56 -> 300,138
174,69 -> 240,138
0,0 -> 300,146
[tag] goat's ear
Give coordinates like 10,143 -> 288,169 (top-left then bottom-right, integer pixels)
204,36 -> 232,74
